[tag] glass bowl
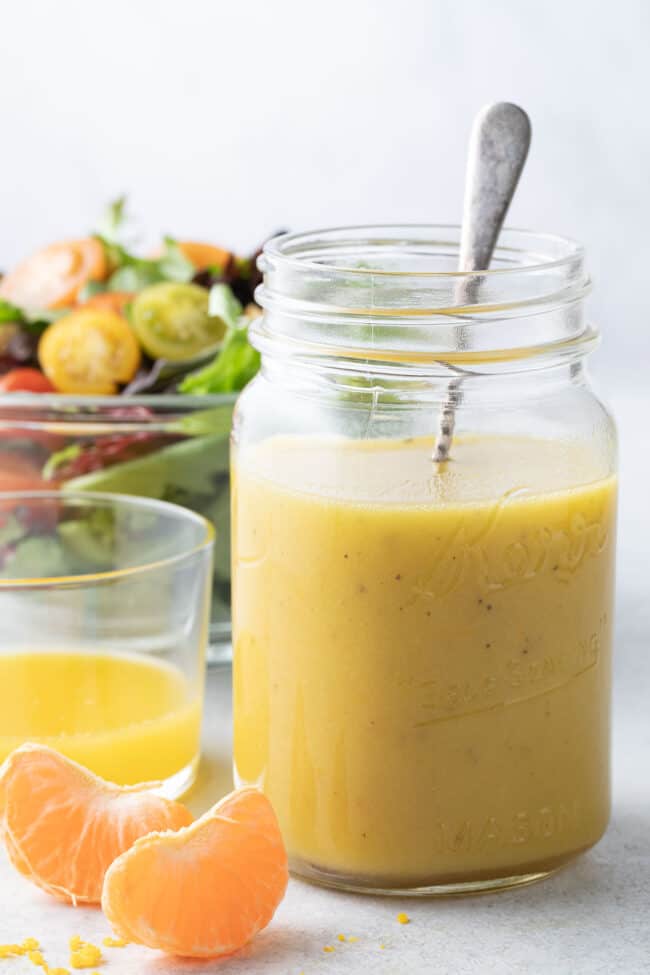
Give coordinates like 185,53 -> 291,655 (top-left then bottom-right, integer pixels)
0,393 -> 234,665
0,491 -> 214,798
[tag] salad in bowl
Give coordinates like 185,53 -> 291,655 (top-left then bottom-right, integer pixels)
0,200 -> 268,662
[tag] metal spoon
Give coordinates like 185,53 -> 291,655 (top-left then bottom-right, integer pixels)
432,102 -> 531,463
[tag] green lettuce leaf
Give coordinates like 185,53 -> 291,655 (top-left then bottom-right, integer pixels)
100,236 -> 195,292
0,298 -> 69,333
0,299 -> 23,324
179,325 -> 260,395
208,283 -> 243,329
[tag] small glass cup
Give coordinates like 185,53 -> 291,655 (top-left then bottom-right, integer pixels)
0,491 -> 213,798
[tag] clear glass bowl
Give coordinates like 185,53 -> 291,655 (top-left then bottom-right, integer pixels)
0,491 -> 213,797
0,393 -> 234,665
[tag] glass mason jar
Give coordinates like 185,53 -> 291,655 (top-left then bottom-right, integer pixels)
231,226 -> 617,895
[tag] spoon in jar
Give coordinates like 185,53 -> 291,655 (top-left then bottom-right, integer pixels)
432,102 -> 531,464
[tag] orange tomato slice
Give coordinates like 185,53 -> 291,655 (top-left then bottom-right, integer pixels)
81,291 -> 135,316
0,239 -> 107,311
38,309 -> 141,395
177,241 -> 231,271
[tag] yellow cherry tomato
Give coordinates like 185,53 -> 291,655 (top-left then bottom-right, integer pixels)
38,309 -> 141,394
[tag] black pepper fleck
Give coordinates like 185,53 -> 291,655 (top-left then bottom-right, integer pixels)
487,603 -> 493,611
395,574 -> 402,581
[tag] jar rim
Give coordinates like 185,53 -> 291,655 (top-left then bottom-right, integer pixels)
255,225 -> 593,370
262,224 -> 585,280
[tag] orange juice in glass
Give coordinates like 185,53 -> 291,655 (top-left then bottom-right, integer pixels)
0,492 -> 213,795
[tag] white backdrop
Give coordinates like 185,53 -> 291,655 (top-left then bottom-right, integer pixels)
0,0 -> 647,385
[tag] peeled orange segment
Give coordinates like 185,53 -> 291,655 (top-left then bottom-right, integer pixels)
0,744 -> 192,905
102,788 -> 288,958
0,238 -> 107,310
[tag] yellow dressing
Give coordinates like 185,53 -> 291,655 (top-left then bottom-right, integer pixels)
0,652 -> 201,785
232,435 -> 616,887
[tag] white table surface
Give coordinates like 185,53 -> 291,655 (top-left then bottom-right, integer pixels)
1,391 -> 648,975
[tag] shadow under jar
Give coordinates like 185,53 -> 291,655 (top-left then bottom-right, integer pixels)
0,393 -> 236,664
231,226 -> 618,895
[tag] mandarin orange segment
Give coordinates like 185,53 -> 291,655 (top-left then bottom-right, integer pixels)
0,744 -> 193,905
102,788 -> 288,958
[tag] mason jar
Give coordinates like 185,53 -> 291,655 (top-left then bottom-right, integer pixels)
231,226 -> 617,895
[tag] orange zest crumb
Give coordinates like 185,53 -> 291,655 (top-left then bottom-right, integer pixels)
68,938 -> 102,970
323,944 -> 335,953
0,944 -> 27,958
102,936 -> 128,948
380,943 -> 386,949
349,936 -> 359,942
337,933 -> 346,942
0,939 -> 71,973
397,911 -> 410,924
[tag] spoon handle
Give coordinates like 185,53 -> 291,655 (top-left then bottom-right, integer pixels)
459,102 -> 531,274
433,102 -> 531,463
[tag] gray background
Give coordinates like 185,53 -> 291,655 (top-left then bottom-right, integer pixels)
0,0 -> 647,387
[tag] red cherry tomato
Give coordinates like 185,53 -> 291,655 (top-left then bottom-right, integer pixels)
0,368 -> 56,393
